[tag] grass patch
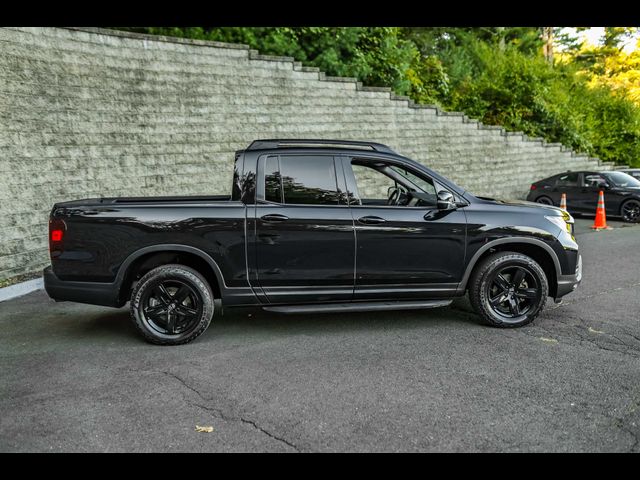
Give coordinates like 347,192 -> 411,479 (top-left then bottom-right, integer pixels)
0,272 -> 42,289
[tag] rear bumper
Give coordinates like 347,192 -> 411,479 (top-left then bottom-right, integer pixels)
43,266 -> 123,307
555,254 -> 582,300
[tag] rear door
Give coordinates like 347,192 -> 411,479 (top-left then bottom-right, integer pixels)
551,172 -> 581,210
254,154 -> 355,304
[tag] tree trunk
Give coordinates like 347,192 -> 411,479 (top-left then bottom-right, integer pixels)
497,26 -> 506,51
542,27 -> 554,63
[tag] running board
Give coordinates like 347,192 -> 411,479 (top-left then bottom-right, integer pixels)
262,299 -> 452,314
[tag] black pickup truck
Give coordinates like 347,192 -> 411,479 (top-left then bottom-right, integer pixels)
45,139 -> 582,345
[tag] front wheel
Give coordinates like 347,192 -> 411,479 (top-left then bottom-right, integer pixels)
621,199 -> 640,223
469,252 -> 548,328
535,196 -> 553,206
130,264 -> 214,345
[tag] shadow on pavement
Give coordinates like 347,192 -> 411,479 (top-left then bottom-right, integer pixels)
200,296 -> 482,343
61,296 -> 483,345
69,308 -> 140,344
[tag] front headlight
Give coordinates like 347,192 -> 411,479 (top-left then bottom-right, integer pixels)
545,214 -> 574,236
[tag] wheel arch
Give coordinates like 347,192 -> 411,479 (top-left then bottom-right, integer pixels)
459,238 -> 561,298
115,244 -> 225,305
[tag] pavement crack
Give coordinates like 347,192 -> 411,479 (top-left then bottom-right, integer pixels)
550,281 -> 640,310
551,315 -> 640,356
238,417 -> 301,452
588,402 -> 640,453
501,321 -> 640,358
162,371 -> 208,402
450,302 -> 640,357
615,419 -> 639,453
159,370 -> 301,452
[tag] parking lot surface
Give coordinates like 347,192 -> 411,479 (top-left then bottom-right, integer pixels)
1,217 -> 639,452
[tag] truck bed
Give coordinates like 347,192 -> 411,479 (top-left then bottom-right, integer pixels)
54,195 -> 232,208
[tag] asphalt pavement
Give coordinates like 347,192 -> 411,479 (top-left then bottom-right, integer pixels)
1,217 -> 639,452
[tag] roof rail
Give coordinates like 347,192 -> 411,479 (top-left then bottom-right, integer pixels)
246,139 -> 397,154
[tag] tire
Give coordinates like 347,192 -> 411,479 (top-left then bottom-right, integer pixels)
130,264 -> 214,345
535,196 -> 553,206
620,199 -> 640,223
468,252 -> 548,328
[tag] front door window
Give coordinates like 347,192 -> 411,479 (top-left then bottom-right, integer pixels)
349,160 -> 439,208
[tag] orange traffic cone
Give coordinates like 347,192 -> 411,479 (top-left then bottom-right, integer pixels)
560,193 -> 567,211
591,190 -> 612,230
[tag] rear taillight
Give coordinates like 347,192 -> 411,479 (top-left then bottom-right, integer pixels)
49,218 -> 66,255
530,184 -> 537,190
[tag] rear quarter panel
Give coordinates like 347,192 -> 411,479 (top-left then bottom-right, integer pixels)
51,203 -> 247,287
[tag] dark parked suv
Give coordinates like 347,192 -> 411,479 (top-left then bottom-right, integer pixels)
526,170 -> 640,223
45,140 -> 582,345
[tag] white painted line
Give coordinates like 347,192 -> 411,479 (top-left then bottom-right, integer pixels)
0,277 -> 44,303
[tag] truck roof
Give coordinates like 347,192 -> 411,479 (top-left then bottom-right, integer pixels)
244,139 -> 397,155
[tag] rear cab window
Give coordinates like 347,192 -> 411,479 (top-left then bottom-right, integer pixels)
263,155 -> 342,205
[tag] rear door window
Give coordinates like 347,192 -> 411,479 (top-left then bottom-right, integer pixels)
265,155 -> 341,205
555,172 -> 579,187
264,156 -> 283,203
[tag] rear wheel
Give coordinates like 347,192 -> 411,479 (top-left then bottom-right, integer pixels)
535,196 -> 553,206
130,264 -> 214,345
621,199 -> 640,223
469,252 -> 548,328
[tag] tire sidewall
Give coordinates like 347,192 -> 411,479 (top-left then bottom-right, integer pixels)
471,253 -> 548,328
621,199 -> 640,223
131,265 -> 214,345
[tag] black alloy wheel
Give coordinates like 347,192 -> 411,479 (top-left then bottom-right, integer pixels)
621,199 -> 640,223
130,264 -> 214,345
486,265 -> 541,321
140,280 -> 202,335
535,196 -> 553,205
469,251 -> 548,328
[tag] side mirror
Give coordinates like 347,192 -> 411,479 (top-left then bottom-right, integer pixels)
437,190 -> 456,211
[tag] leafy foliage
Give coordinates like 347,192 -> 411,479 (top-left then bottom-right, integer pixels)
117,27 -> 640,167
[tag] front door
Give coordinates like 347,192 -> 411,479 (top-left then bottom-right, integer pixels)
254,154 -> 355,304
342,157 -> 467,301
579,172 -> 610,214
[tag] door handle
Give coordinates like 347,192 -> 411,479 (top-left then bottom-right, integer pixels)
261,214 -> 289,223
357,216 -> 386,225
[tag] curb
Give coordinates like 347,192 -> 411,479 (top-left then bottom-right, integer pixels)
0,277 -> 44,303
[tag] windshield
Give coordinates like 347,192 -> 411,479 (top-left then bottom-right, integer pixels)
604,171 -> 640,188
